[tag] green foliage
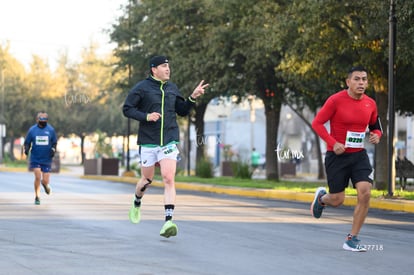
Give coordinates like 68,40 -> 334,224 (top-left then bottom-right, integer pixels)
175,165 -> 184,176
1,41 -> 125,143
3,155 -> 27,167
175,174 -> 324,191
222,144 -> 235,161
278,0 -> 414,115
109,0 -> 291,179
94,130 -> 114,158
195,158 -> 214,178
129,162 -> 141,176
231,161 -> 252,179
2,0 -> 414,187
173,175 -> 414,200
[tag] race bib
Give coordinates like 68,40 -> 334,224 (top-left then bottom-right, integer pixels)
35,135 -> 49,146
345,131 -> 365,148
162,144 -> 178,155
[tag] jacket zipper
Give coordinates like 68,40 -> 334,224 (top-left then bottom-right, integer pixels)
160,82 -> 165,146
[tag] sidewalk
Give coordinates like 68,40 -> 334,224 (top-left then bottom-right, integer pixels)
60,164 -> 86,176
74,165 -> 414,214
3,164 -> 413,213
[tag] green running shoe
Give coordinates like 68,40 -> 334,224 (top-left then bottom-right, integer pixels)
160,220 -> 178,238
128,202 -> 141,224
34,197 -> 40,205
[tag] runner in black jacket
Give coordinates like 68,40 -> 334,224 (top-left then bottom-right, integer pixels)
123,73 -> 195,146
123,55 -> 208,238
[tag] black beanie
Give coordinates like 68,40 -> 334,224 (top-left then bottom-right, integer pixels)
149,56 -> 169,68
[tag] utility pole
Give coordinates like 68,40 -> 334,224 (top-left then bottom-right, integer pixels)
187,116 -> 191,176
248,95 -> 256,151
0,66 -> 5,164
125,0 -> 133,174
387,0 -> 396,196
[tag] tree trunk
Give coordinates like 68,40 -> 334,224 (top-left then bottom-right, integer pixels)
8,136 -> 16,161
284,103 -> 325,180
80,134 -> 86,165
374,92 -> 388,190
313,133 -> 325,180
264,101 -> 282,180
194,103 -> 208,163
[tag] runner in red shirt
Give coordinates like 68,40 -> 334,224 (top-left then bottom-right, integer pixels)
310,66 -> 382,252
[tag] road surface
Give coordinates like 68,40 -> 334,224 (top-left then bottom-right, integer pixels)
0,171 -> 413,275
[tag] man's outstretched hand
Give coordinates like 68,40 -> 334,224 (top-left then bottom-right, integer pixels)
190,80 -> 209,99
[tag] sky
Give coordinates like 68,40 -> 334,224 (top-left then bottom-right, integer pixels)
0,0 -> 126,69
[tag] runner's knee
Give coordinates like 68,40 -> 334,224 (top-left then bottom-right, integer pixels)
328,193 -> 345,207
140,178 -> 152,192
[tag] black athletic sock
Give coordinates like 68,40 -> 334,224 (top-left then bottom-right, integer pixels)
164,204 -> 175,221
134,194 -> 142,208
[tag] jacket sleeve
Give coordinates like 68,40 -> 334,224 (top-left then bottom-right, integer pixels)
123,88 -> 148,122
175,95 -> 196,116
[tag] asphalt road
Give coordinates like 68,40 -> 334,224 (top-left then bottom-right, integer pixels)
0,171 -> 413,275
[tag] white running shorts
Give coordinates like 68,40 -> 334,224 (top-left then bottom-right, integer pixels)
139,144 -> 179,167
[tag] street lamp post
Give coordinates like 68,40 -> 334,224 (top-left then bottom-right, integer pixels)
125,0 -> 133,174
217,114 -> 227,172
387,0 -> 396,196
0,66 -> 5,164
248,95 -> 256,150
187,115 -> 191,176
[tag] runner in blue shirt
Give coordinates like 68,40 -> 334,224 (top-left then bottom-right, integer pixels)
24,111 -> 57,205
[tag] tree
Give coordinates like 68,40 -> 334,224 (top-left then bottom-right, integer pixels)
111,0 -> 316,180
110,0 -> 414,183
207,0 -> 290,180
279,0 -> 414,189
0,44 -> 33,160
110,0 -> 230,167
392,1 -> 414,115
54,43 -> 125,163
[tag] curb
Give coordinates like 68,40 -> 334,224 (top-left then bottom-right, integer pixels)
81,175 -> 414,214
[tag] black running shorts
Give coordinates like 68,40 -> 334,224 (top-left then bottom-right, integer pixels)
324,149 -> 373,194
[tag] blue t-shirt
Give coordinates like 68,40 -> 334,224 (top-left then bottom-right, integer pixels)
24,124 -> 57,164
